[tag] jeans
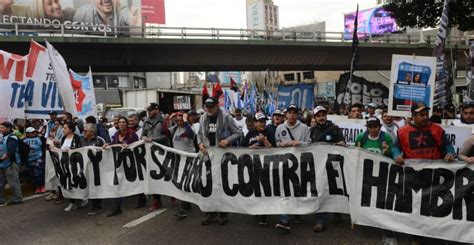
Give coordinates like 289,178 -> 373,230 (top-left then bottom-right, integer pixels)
0,163 -> 23,203
315,213 -> 330,225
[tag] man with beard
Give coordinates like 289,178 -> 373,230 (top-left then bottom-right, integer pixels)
452,102 -> 474,133
309,106 -> 345,232
197,97 -> 241,225
73,0 -> 139,27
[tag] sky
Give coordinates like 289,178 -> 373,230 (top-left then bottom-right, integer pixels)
165,0 -> 376,32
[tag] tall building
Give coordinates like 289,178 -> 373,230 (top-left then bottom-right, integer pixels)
246,0 -> 279,30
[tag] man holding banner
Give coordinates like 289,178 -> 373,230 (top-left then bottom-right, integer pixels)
394,103 -> 455,165
197,97 -> 241,225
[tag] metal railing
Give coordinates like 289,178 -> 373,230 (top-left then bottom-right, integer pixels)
0,22 -> 471,45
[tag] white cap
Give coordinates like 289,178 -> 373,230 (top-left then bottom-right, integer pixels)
25,127 -> 36,133
313,106 -> 327,115
255,112 -> 266,121
197,109 -> 205,114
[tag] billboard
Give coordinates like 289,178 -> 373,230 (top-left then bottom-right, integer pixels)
141,0 -> 165,24
388,54 -> 436,117
0,0 -> 143,33
344,7 -> 398,39
246,0 -> 265,30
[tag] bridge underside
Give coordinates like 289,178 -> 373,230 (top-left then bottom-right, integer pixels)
0,37 -> 468,72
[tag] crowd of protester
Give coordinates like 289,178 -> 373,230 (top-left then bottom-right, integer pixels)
0,98 -> 473,244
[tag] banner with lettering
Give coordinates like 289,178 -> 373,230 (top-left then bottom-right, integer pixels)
277,84 -> 314,110
45,142 -> 473,243
0,41 -> 67,119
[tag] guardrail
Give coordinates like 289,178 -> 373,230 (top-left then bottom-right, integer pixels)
0,22 -> 471,45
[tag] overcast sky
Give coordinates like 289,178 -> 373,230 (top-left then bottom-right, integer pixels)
165,0 -> 376,32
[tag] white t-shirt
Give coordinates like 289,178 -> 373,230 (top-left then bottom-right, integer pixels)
109,127 -> 118,141
234,117 -> 248,136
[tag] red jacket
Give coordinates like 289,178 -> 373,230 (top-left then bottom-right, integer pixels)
397,123 -> 447,160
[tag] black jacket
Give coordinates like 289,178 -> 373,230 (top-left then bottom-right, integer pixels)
310,121 -> 344,143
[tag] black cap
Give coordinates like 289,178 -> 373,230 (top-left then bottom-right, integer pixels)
366,117 -> 381,126
147,102 -> 160,111
411,102 -> 430,113
188,110 -> 198,116
204,97 -> 218,105
287,104 -> 298,111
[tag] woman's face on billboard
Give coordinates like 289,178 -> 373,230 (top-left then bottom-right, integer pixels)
43,0 -> 62,19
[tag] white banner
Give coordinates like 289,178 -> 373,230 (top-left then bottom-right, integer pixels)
45,142 -> 474,243
46,41 -> 78,117
0,50 -> 28,119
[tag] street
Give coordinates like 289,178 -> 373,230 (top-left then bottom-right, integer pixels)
0,190 -> 415,245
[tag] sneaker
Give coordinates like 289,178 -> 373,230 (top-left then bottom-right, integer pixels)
201,213 -> 218,225
275,221 -> 291,233
218,213 -> 228,225
382,235 -> 398,245
80,199 -> 88,208
64,203 -> 78,212
313,224 -> 325,233
149,200 -> 162,211
45,192 -> 57,201
257,216 -> 268,226
174,209 -> 188,219
87,207 -> 103,216
292,215 -> 303,224
6,200 -> 23,206
55,197 -> 64,204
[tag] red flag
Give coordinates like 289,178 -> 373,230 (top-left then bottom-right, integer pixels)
212,81 -> 223,98
230,77 -> 238,92
202,83 -> 209,105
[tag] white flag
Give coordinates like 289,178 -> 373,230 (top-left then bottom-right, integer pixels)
45,40 -> 78,117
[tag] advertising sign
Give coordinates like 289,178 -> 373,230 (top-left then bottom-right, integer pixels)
141,0 -> 165,24
0,0 -> 142,33
344,7 -> 398,39
388,55 -> 436,117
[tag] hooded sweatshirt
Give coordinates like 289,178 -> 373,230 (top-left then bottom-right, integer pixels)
275,120 -> 311,145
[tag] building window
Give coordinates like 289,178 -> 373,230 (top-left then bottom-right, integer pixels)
284,73 -> 295,81
303,71 -> 315,80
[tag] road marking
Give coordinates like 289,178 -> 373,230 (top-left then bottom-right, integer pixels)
23,193 -> 48,201
123,209 -> 167,228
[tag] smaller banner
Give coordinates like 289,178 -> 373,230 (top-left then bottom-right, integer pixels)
70,69 -> 97,120
277,83 -> 314,110
335,72 -> 388,110
46,41 -> 78,117
388,55 -> 436,117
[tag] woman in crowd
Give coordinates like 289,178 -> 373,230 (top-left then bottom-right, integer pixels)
459,135 -> 474,164
59,122 -> 83,212
107,116 -> 141,217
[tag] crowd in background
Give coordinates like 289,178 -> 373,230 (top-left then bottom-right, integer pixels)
0,99 -> 473,245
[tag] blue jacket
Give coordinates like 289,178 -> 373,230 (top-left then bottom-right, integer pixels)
1,132 -> 19,169
24,136 -> 43,162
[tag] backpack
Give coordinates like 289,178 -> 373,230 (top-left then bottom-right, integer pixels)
359,131 -> 386,151
5,135 -> 30,165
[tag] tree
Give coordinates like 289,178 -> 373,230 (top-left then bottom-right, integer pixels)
384,0 -> 474,32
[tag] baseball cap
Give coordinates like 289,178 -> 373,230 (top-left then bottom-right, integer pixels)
197,109 -> 205,114
411,102 -> 430,113
188,110 -> 198,116
367,103 -> 378,109
147,102 -> 160,111
204,97 -> 218,105
272,109 -> 284,116
366,117 -> 381,126
25,127 -> 37,133
255,112 -> 266,121
287,104 -> 298,111
313,106 -> 327,115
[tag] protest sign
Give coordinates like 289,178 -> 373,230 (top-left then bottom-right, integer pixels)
0,41 -> 65,119
46,41 -> 78,117
335,72 -> 389,111
388,54 -> 436,117
46,142 -> 474,243
70,68 -> 97,119
277,84 -> 314,110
